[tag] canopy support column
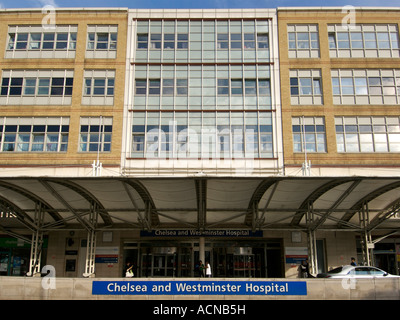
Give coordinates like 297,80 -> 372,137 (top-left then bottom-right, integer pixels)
83,203 -> 98,278
306,202 -> 318,276
27,203 -> 44,277
359,202 -> 373,266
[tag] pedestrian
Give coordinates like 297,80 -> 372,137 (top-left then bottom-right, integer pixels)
125,261 -> 134,278
298,260 -> 308,278
205,261 -> 212,277
198,260 -> 205,277
350,257 -> 357,266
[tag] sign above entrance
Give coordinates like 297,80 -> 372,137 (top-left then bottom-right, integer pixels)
92,280 -> 307,296
140,229 -> 263,237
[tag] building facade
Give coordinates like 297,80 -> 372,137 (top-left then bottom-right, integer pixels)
121,9 -> 283,177
0,8 -> 399,280
0,8 -> 127,178
279,7 -> 400,177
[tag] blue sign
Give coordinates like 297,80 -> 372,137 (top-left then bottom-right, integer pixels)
92,280 -> 307,296
140,229 -> 263,237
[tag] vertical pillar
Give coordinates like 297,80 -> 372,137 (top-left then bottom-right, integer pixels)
83,204 -> 98,277
199,237 -> 205,268
359,203 -> 373,266
28,203 -> 44,277
306,202 -> 318,275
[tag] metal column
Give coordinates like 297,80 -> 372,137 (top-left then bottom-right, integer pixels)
83,204 -> 98,277
306,202 -> 318,275
27,203 -> 45,277
359,202 -> 373,266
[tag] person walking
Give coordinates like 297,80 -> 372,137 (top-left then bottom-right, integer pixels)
205,261 -> 212,277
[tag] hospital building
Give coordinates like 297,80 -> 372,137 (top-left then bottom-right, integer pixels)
0,7 -> 399,281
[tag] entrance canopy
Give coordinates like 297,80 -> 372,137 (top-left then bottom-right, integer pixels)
0,176 -> 399,239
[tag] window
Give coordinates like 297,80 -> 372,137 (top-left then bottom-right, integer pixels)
0,117 -> 69,152
217,79 -> 271,97
217,33 -> 229,49
130,111 -> 274,159
231,79 -> 243,95
83,70 -> 115,105
331,69 -> 400,105
292,117 -> 327,153
0,70 -> 73,104
162,79 -> 188,95
86,25 -> 118,59
177,34 -> 188,49
136,78 -> 187,96
79,117 -> 112,152
288,25 -> 319,58
244,33 -> 255,49
258,79 -> 271,96
176,79 -> 188,95
257,33 -> 269,49
137,32 -> 188,50
87,32 -> 117,50
328,24 -> 400,58
135,79 -> 147,95
85,78 -> 114,96
218,79 -> 229,95
164,34 -> 175,49
217,32 -> 268,50
245,79 -> 256,95
137,34 -> 148,49
231,33 -> 242,49
149,80 -> 160,95
335,116 -> 400,153
6,25 -> 77,59
150,33 -> 161,49
289,70 -> 323,105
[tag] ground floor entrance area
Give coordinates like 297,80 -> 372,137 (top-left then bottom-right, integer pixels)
123,239 -> 283,278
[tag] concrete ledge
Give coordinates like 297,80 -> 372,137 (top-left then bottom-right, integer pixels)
0,277 -> 399,300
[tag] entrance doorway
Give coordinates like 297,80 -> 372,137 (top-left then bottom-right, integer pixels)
123,239 -> 283,278
140,247 -> 177,277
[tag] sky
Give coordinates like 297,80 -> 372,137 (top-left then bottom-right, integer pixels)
2,0 -> 400,9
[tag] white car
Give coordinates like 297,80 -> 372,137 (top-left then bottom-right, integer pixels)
316,265 -> 400,278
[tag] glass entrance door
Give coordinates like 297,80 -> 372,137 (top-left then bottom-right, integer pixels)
153,254 -> 175,277
140,248 -> 177,277
233,254 -> 255,277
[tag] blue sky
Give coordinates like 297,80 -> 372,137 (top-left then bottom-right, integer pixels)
3,0 -> 400,9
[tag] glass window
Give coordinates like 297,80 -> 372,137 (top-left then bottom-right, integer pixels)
292,117 -> 326,153
329,24 -> 399,58
257,33 -> 269,49
177,34 -> 188,49
150,34 -> 161,49
0,118 -> 69,152
231,80 -> 243,95
335,116 -> 400,153
217,33 -> 229,49
79,118 -> 112,153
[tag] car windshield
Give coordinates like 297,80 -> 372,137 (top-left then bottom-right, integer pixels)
327,266 -> 344,274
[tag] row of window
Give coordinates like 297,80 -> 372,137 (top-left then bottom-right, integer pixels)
132,64 -> 273,110
134,78 -> 271,96
292,116 -> 400,153
5,23 -> 400,60
1,115 -> 399,155
131,111 -> 273,159
137,32 -> 269,50
0,117 -> 112,153
6,25 -> 118,59
0,70 -> 115,105
290,69 -> 400,105
288,23 -> 400,58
